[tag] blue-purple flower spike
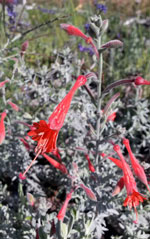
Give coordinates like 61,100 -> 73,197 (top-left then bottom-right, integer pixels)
94,1 -> 107,13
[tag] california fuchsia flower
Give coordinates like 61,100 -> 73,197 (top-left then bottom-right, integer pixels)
134,76 -> 150,85
85,154 -> 95,172
101,152 -> 122,169
19,75 -> 87,179
123,138 -> 150,192
0,80 -> 9,88
48,75 -> 87,130
0,111 -> 7,145
123,191 -> 146,224
79,183 -> 97,201
107,112 -> 116,122
112,177 -> 124,196
7,100 -> 19,111
20,137 -> 31,151
43,153 -> 68,174
60,24 -> 99,58
57,190 -> 73,221
113,144 -> 147,223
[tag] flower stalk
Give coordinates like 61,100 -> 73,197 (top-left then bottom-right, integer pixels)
96,35 -> 103,164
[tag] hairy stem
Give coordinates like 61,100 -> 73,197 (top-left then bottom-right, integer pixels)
96,37 -> 103,163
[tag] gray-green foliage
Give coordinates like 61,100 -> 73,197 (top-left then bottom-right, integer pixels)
0,1 -> 150,239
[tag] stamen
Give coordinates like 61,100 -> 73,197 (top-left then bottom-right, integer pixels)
133,205 -> 138,224
19,150 -> 41,180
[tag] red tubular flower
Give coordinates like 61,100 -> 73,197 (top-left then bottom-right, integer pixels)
112,177 -> 124,196
60,24 -> 88,40
85,154 -> 95,172
0,80 -> 9,88
19,75 -> 87,179
113,144 -> 147,223
48,75 -> 87,129
101,152 -> 123,169
52,148 -> 62,161
20,138 -> 31,151
0,111 -> 7,145
43,153 -> 68,174
57,190 -> 73,221
123,138 -> 150,192
60,24 -> 99,59
79,183 -> 97,201
123,190 -> 147,224
7,101 -> 19,111
134,76 -> 150,85
107,112 -> 116,122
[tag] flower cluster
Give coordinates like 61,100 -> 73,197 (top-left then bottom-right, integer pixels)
19,75 -> 87,180
0,0 -> 17,26
103,138 -> 149,223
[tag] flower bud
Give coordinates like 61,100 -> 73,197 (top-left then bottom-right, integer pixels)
134,76 -> 150,85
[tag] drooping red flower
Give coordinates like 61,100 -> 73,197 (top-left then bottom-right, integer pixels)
0,111 -> 7,145
7,100 -> 19,111
20,137 -> 31,151
79,183 -> 97,201
48,75 -> 87,130
19,75 -> 87,179
60,24 -> 99,59
112,177 -> 124,196
123,190 -> 147,224
0,80 -> 9,88
43,153 -> 68,174
57,190 -> 73,221
101,152 -> 123,169
134,76 -> 150,85
85,154 -> 95,172
123,138 -> 150,192
28,120 -> 58,154
107,112 -> 116,122
113,144 -> 147,223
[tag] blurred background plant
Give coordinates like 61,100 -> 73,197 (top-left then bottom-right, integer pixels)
0,0 -> 150,238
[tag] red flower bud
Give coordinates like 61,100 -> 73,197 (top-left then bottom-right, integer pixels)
57,191 -> 73,221
60,24 -> 99,58
0,80 -> 9,88
112,177 -> 124,196
7,101 -> 19,112
0,111 -> 7,145
107,112 -> 116,122
134,76 -> 150,85
85,154 -> 95,172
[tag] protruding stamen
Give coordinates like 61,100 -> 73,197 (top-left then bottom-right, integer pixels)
19,150 -> 41,180
133,205 -> 138,224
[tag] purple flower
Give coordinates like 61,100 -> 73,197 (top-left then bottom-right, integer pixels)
7,5 -> 16,17
78,43 -> 94,56
84,23 -> 90,32
7,3 -> 17,26
94,1 -> 107,13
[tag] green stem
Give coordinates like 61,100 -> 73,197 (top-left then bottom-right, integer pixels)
96,37 -> 103,164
